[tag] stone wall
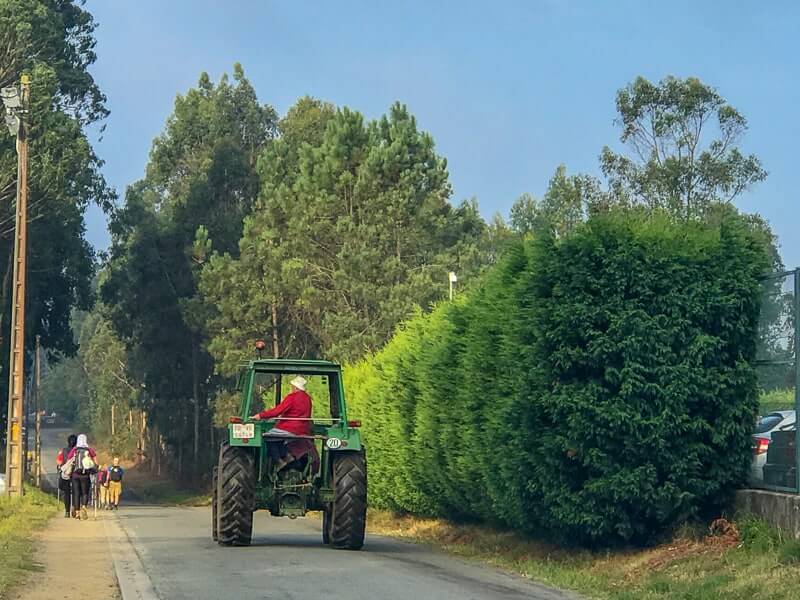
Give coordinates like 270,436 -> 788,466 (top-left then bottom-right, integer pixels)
735,489 -> 800,538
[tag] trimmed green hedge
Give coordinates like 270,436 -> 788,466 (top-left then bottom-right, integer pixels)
345,210 -> 770,545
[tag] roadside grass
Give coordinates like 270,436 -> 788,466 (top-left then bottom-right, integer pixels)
365,510 -> 800,599
760,388 -> 795,414
0,486 -> 59,597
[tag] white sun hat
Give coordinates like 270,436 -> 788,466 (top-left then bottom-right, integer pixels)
290,376 -> 307,391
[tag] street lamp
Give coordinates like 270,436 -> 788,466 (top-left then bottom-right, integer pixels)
448,271 -> 458,301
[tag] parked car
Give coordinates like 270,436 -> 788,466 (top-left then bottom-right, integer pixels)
0,473 -> 5,494
751,410 -> 796,486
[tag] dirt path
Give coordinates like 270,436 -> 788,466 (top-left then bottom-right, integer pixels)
8,513 -> 119,600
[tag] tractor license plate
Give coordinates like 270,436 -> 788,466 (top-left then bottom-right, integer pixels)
232,423 -> 255,439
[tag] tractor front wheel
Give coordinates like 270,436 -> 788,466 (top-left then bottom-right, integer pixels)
329,450 -> 367,550
211,466 -> 219,541
217,441 -> 255,546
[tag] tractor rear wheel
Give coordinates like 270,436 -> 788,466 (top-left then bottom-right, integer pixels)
329,450 -> 367,550
211,466 -> 219,541
217,441 -> 255,546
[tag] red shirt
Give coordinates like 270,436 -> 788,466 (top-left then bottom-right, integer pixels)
258,390 -> 312,435
67,446 -> 97,460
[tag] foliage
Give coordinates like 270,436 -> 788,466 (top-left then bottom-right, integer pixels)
102,66 -> 276,472
39,355 -> 87,422
346,208 -> 770,545
759,388 -> 794,414
201,99 -> 495,373
0,487 -> 59,597
39,306 -> 144,457
513,77 -> 769,241
510,167 -> 608,238
0,0 -> 111,440
601,76 -> 767,219
368,510 -> 800,600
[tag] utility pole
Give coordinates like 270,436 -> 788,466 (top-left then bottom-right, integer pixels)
3,75 -> 31,498
34,335 -> 41,489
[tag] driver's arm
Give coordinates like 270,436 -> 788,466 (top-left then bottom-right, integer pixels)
251,394 -> 294,421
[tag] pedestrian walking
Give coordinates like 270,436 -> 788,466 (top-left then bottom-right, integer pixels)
68,434 -> 98,520
108,457 -> 125,510
96,464 -> 110,509
56,434 -> 77,518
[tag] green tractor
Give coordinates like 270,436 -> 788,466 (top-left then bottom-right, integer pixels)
212,358 -> 367,549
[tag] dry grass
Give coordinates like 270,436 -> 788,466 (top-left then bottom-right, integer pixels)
364,510 -> 800,599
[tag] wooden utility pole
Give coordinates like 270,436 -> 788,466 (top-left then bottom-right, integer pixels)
34,334 -> 41,488
3,75 -> 30,498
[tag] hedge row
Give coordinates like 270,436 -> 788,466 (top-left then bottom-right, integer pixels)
344,210 -> 770,545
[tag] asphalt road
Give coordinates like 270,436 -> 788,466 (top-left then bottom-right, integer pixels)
109,505 -> 577,600
35,428 -> 576,599
0,426 -> 67,494
40,426 -> 71,490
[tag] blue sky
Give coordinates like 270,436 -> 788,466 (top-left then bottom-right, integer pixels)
84,1 -> 800,267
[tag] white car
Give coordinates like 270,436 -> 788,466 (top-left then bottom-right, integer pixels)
751,410 -> 796,485
0,473 -> 5,494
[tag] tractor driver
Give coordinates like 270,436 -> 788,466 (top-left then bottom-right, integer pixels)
250,376 -> 312,437
251,376 -> 314,468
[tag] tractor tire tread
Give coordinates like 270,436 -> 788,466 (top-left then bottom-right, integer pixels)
217,441 -> 255,547
329,450 -> 367,550
211,466 -> 219,541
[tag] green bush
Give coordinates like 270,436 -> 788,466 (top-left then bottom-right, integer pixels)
345,210 -> 770,545
759,388 -> 794,414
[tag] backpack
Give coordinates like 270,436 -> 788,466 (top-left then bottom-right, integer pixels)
57,446 -> 69,469
109,467 -> 123,482
60,455 -> 75,480
74,447 -> 97,475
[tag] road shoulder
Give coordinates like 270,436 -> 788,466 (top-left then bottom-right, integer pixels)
7,511 -> 120,600
103,512 -> 159,600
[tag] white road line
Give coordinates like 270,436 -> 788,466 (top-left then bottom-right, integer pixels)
103,514 -> 160,600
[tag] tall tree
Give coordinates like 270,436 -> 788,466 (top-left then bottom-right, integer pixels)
509,167 -> 606,238
600,76 -> 766,219
1,0 -> 111,441
102,66 -> 276,473
201,100 -> 494,378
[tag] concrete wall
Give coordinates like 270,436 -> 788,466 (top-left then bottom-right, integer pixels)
735,489 -> 800,538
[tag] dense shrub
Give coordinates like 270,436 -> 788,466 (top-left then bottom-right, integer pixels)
345,210 -> 770,545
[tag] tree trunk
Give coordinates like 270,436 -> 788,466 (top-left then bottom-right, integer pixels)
210,422 -> 215,460
192,344 -> 199,470
271,302 -> 280,358
139,411 -> 147,465
178,427 -> 183,481
150,422 -> 158,473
